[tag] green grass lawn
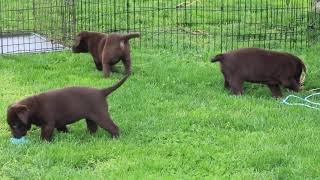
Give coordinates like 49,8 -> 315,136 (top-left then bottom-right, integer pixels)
0,45 -> 320,179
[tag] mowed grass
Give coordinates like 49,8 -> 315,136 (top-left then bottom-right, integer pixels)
0,45 -> 320,179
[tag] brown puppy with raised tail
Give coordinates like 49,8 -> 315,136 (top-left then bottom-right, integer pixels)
211,48 -> 306,97
7,74 -> 130,141
72,31 -> 140,78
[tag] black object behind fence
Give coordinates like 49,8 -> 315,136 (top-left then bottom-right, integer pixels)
0,0 -> 319,54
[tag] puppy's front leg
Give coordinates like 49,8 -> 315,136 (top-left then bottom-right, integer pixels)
41,123 -> 55,141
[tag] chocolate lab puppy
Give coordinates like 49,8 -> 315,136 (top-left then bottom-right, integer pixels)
7,74 -> 130,141
211,48 -> 306,97
72,31 -> 140,78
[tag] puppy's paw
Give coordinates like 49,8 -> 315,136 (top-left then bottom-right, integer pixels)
272,95 -> 283,99
112,133 -> 120,139
232,92 -> 243,96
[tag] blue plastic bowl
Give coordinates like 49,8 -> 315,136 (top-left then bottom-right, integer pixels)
10,136 -> 28,144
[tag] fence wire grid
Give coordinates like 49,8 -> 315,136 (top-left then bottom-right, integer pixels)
1,0 -> 319,54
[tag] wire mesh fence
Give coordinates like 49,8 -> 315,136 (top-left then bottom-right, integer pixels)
0,0 -> 319,55
0,0 -> 75,54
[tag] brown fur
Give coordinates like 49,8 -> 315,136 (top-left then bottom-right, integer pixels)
72,31 -> 140,78
211,48 -> 306,97
7,74 -> 130,141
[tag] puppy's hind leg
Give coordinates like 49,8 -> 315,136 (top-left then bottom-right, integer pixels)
86,119 -> 98,134
281,78 -> 300,92
110,65 -> 120,73
229,78 -> 244,95
89,112 -> 119,138
41,123 -> 55,142
222,73 -> 231,90
122,54 -> 132,75
102,52 -> 113,78
57,125 -> 69,133
102,63 -> 111,78
267,84 -> 283,98
93,57 -> 102,71
222,70 -> 231,90
94,61 -> 102,71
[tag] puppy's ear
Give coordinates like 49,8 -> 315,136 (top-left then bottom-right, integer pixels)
15,105 -> 30,125
74,35 -> 82,47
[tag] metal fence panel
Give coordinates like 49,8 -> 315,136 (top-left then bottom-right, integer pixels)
0,0 -> 319,55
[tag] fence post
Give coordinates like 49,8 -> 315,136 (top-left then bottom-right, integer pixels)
127,0 -> 130,33
220,1 -> 224,53
61,0 -> 66,42
113,0 -> 116,31
71,0 -> 76,37
32,0 -> 36,32
0,0 -> 2,54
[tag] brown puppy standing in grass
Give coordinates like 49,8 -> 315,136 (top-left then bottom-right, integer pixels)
72,31 -> 140,78
211,48 -> 306,97
7,74 -> 130,141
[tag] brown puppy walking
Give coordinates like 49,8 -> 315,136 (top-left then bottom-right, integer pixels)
211,48 -> 306,97
72,31 -> 140,78
7,74 -> 130,141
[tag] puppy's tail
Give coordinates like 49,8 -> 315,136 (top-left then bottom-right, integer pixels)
101,73 -> 130,96
299,60 -> 307,86
122,33 -> 140,41
211,54 -> 224,63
